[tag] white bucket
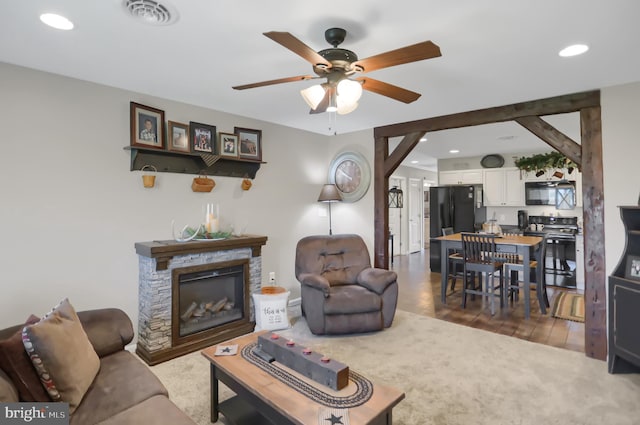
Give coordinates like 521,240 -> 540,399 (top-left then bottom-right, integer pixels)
252,288 -> 290,331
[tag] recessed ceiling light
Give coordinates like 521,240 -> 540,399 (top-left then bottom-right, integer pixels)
40,13 -> 74,30
419,137 -> 428,142
559,44 -> 589,57
411,160 -> 419,164
449,149 -> 460,154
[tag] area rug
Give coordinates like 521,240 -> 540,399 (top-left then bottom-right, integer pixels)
551,292 -> 585,322
149,310 -> 640,425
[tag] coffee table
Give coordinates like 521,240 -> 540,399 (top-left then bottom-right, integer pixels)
201,331 -> 405,424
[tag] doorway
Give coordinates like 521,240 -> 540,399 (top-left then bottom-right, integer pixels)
389,176 -> 405,256
408,178 -> 423,253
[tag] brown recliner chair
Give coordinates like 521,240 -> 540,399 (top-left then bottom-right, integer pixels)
295,234 -> 399,335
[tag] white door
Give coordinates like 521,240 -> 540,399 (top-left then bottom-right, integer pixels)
408,178 -> 423,253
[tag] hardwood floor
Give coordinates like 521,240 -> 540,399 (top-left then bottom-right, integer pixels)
392,250 -> 585,353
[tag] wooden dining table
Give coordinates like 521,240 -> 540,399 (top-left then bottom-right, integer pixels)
437,232 -> 543,319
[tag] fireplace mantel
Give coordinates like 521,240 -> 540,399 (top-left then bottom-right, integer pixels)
136,235 -> 267,270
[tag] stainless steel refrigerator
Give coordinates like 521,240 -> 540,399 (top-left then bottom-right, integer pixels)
429,185 -> 486,272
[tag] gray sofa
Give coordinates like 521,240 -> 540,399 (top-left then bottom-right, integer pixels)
295,234 -> 398,335
0,308 -> 195,425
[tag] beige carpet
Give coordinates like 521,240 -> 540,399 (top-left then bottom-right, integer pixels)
150,310 -> 640,425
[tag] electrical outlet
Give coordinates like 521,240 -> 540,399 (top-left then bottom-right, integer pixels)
268,272 -> 276,283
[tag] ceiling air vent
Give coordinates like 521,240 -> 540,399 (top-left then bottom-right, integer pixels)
123,0 -> 178,25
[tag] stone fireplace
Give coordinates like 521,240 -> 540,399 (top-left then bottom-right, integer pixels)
135,235 -> 267,365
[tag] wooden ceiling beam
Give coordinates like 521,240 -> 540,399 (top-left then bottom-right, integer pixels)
374,90 -> 600,139
384,132 -> 424,177
515,115 -> 582,166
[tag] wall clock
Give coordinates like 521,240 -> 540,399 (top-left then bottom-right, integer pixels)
328,151 -> 371,203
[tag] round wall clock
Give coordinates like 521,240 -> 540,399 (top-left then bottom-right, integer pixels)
328,151 -> 371,203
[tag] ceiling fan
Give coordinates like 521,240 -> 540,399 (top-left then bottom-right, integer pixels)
233,28 -> 442,115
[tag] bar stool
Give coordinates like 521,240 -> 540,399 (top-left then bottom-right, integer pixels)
503,234 -> 550,314
460,232 -> 505,315
442,227 -> 464,292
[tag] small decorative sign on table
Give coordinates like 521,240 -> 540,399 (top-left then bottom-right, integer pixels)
214,344 -> 238,356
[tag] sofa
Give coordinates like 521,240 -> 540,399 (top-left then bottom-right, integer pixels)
0,306 -> 196,425
295,234 -> 399,335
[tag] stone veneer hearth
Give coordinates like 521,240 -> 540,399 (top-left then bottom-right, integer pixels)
135,235 -> 267,365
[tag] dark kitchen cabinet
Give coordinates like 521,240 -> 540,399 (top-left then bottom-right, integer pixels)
608,206 -> 640,373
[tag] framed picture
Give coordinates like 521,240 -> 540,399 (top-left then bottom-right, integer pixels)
219,132 -> 239,158
625,255 -> 640,280
189,121 -> 216,154
235,127 -> 262,161
130,102 -> 164,149
167,121 -> 190,153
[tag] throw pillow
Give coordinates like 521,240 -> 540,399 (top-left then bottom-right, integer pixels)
0,314 -> 50,401
22,298 -> 100,414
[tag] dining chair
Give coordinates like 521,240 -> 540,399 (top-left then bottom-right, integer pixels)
442,227 -> 464,292
503,234 -> 550,314
460,232 -> 505,315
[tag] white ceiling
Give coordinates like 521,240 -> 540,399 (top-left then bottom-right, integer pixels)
2,1 -> 639,169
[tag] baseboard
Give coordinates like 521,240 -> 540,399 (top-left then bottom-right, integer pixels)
288,297 -> 301,307
288,297 -> 302,319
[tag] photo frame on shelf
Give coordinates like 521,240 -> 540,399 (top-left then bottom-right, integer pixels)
130,102 -> 165,150
167,121 -> 190,153
190,121 -> 216,154
235,127 -> 262,161
219,132 -> 239,158
625,255 -> 640,281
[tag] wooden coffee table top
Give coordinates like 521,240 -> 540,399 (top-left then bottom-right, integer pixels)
202,331 -> 405,424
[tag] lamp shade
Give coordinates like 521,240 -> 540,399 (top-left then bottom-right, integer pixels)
318,184 -> 343,202
388,186 -> 403,208
337,79 -> 363,103
301,84 -> 326,110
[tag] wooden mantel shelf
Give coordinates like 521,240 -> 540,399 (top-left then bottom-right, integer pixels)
135,235 -> 268,270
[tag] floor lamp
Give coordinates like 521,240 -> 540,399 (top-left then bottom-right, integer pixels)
318,184 -> 343,235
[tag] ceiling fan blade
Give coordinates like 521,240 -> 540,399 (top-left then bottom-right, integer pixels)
309,88 -> 332,114
356,77 -> 421,104
232,75 -> 318,90
263,31 -> 332,68
353,41 -> 441,73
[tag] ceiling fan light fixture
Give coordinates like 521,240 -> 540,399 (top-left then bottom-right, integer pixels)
300,84 -> 326,109
337,101 -> 358,115
326,93 -> 338,113
337,79 -> 363,103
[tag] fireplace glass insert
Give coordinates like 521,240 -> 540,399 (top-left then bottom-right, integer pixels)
174,261 -> 247,340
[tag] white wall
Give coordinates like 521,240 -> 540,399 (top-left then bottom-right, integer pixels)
0,62 -> 375,327
1,60 -> 638,328
602,82 -> 640,276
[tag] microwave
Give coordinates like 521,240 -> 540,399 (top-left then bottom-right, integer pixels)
525,181 -> 576,209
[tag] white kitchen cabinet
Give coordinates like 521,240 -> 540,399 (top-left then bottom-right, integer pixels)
483,167 -> 524,206
438,169 -> 483,185
523,168 -> 583,207
523,168 -> 579,182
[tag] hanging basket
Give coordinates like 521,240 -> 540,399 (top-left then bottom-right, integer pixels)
191,172 -> 215,192
141,165 -> 157,188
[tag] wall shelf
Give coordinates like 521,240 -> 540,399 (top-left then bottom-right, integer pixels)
124,146 -> 265,179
